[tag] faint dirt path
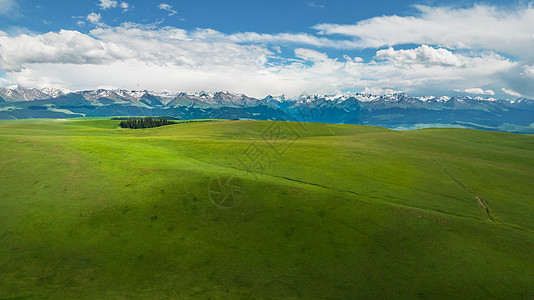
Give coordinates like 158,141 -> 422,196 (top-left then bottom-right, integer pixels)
472,193 -> 493,221
432,159 -> 495,222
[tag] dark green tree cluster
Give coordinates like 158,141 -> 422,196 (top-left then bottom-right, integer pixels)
112,116 -> 180,120
119,117 -> 177,129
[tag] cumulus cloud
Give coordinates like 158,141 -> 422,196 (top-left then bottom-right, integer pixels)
0,30 -> 128,72
2,3 -> 532,98
0,22 -> 524,97
501,88 -> 521,98
120,2 -> 130,12
98,0 -> 118,10
313,4 -> 534,59
86,12 -> 104,26
464,88 -> 495,95
88,25 -> 270,68
158,3 -> 177,16
374,45 -> 464,67
0,26 -> 366,96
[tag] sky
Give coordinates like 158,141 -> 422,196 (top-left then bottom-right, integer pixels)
0,0 -> 533,98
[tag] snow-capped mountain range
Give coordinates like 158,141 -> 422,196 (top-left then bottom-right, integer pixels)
0,85 -> 66,102
1,85 -> 534,133
1,85 -> 528,104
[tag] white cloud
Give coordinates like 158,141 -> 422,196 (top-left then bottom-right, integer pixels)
521,65 -> 534,77
224,31 -> 359,49
158,3 -> 177,16
0,30 -> 128,72
102,26 -> 359,49
310,4 -> 534,97
2,3 -> 532,98
313,5 -> 534,59
464,88 -> 495,95
0,26 -> 364,96
88,24 -> 270,68
501,88 -> 521,98
362,87 -> 402,95
0,0 -> 19,18
98,0 -> 118,10
306,2 -> 325,9
120,2 -> 130,12
86,12 -> 103,25
374,45 -> 464,67
344,55 -> 362,63
295,48 -> 330,62
0,24 -> 523,98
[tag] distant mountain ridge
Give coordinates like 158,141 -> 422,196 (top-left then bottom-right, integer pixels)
0,85 -> 66,102
1,86 -> 534,133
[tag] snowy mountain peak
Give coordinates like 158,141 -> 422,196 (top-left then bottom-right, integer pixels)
0,85 -> 54,101
40,88 -> 67,98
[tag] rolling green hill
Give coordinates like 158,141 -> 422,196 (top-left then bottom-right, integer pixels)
1,118 -> 533,299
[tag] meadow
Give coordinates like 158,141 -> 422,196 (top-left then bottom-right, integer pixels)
0,118 -> 533,299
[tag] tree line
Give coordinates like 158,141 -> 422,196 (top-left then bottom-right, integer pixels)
112,116 -> 179,120
119,117 -> 177,129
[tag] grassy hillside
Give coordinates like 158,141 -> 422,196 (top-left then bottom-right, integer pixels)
0,118 -> 533,299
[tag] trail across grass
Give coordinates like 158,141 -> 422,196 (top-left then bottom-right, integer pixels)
0,118 -> 533,298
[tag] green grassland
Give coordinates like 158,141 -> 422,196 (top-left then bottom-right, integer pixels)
0,118 -> 533,299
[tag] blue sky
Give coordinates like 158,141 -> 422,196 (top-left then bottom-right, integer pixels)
0,0 -> 533,98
